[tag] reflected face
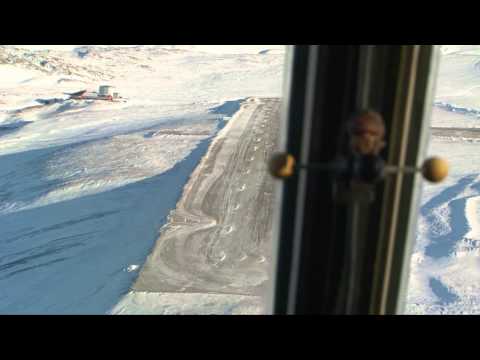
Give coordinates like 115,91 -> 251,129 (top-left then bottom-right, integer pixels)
351,133 -> 379,155
349,111 -> 386,155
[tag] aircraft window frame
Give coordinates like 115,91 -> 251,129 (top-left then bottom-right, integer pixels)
272,45 -> 441,315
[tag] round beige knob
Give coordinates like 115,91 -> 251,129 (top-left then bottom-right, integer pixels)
421,157 -> 448,183
269,152 -> 296,179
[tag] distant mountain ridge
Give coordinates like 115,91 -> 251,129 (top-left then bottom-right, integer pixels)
8,45 -> 285,55
1,46 -> 286,84
0,46 -> 114,80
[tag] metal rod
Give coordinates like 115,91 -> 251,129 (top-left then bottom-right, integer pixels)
298,163 -> 421,175
383,165 -> 420,174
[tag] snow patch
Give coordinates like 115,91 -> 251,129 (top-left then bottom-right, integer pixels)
126,265 -> 139,272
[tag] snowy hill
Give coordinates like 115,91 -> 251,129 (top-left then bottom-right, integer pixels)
12,45 -> 284,54
0,46 -> 286,153
0,46 -> 113,80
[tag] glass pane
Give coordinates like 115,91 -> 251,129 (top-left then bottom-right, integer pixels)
406,45 -> 480,314
0,45 -> 288,314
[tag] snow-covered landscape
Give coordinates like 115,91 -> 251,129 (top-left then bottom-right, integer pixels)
0,45 -> 285,314
3,44 -> 480,315
406,45 -> 480,314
